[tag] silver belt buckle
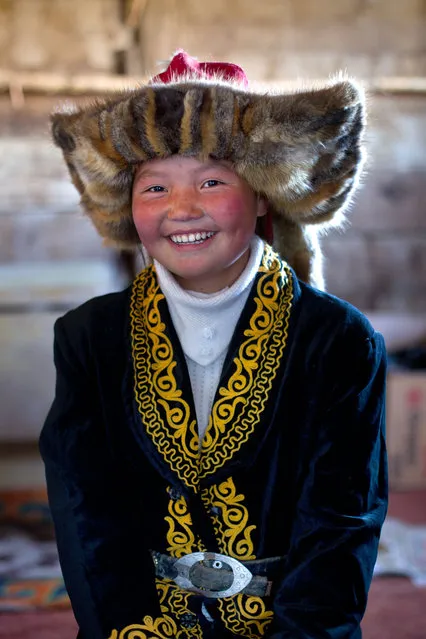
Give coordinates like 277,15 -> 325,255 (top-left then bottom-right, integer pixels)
173,551 -> 252,598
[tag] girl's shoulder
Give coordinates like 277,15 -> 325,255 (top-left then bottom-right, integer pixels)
56,285 -> 132,349
296,278 -> 377,343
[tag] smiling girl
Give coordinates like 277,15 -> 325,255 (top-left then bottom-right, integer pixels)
40,51 -> 387,639
132,157 -> 266,292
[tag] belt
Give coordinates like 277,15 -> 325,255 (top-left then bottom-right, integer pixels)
151,550 -> 285,598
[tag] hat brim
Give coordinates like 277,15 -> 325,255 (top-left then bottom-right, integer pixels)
51,75 -> 365,284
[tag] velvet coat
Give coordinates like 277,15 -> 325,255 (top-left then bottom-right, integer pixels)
39,247 -> 388,639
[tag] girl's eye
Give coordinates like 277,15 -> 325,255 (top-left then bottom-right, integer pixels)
145,185 -> 166,193
202,179 -> 222,188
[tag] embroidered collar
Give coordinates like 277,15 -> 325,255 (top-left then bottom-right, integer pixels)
130,244 -> 293,491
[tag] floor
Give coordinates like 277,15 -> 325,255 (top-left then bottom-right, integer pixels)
362,491 -> 426,638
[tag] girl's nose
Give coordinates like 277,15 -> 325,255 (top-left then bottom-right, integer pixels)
167,191 -> 203,221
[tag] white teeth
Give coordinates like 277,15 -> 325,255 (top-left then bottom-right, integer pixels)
169,231 -> 215,244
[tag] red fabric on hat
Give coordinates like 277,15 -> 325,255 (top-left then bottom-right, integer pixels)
152,49 -> 248,87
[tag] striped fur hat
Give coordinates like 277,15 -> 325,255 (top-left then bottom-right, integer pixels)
51,50 -> 366,288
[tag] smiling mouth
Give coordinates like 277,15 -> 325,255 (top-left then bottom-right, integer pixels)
169,231 -> 216,245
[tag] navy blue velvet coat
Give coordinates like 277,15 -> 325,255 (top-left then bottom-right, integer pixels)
39,248 -> 388,639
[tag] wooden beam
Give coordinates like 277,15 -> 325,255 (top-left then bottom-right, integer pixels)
371,77 -> 426,94
0,70 -> 146,97
1,70 -> 426,98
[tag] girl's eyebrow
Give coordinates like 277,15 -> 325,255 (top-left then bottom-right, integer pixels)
200,158 -> 231,168
135,169 -> 168,180
194,163 -> 232,175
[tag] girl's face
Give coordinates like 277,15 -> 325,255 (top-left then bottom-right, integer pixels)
132,155 -> 266,293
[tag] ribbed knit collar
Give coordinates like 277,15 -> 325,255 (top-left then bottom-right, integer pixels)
154,236 -> 264,366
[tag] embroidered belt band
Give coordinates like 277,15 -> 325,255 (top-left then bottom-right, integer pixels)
151,551 -> 285,599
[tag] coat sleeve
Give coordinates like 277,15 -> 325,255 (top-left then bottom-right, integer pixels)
39,316 -> 160,639
268,330 -> 388,639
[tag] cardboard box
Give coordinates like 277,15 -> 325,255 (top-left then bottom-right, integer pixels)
387,370 -> 426,490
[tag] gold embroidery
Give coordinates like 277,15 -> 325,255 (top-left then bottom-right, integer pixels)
165,492 -> 205,557
110,474 -> 274,639
156,579 -> 203,639
131,269 -> 199,489
165,493 -> 196,558
130,246 -> 293,489
156,579 -> 188,614
201,478 -> 256,560
218,596 -> 274,639
201,478 -> 274,638
129,247 -> 289,637
199,246 -> 293,479
108,614 -> 177,639
108,581 -> 203,639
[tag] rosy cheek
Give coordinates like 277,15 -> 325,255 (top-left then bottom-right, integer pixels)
132,203 -> 157,241
215,195 -> 249,225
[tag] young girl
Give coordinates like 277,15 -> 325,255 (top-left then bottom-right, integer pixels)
40,51 -> 387,639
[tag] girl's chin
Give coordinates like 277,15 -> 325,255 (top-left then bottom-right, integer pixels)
170,265 -> 215,282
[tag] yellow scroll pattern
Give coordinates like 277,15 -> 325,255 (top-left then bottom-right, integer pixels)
201,477 -> 256,560
202,477 -> 274,638
218,595 -> 274,639
130,245 -> 293,491
108,615 -> 177,639
165,491 -> 206,558
156,579 -> 203,639
199,247 -> 293,481
108,581 -> 203,639
130,270 -> 199,489
165,493 -> 197,558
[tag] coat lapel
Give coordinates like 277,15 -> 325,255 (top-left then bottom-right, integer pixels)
130,245 -> 294,492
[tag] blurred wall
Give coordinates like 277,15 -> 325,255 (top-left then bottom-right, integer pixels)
135,0 -> 426,79
0,0 -> 425,444
3,0 -> 424,78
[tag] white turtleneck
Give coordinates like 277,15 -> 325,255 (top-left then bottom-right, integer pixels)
154,235 -> 264,444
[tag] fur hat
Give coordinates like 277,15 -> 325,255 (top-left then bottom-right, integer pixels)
51,50 -> 366,288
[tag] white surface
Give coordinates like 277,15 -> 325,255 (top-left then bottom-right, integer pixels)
375,517 -> 426,587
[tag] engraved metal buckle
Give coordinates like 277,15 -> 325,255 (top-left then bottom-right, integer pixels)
173,551 -> 252,598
